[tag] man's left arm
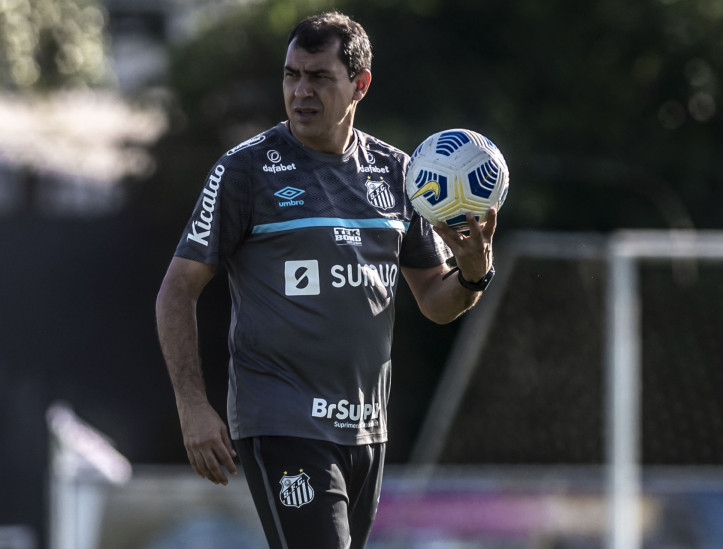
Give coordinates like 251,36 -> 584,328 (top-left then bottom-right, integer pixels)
402,208 -> 496,325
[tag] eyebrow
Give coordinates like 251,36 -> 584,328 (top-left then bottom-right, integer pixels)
284,65 -> 333,78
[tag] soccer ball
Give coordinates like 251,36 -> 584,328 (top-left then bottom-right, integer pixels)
405,129 -> 509,231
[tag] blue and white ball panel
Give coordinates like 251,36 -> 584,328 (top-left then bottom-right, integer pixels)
405,128 -> 509,230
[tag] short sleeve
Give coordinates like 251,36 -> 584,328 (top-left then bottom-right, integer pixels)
399,211 -> 452,268
173,156 -> 252,267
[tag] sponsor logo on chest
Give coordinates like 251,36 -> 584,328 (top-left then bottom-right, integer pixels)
358,164 -> 390,174
333,227 -> 362,246
263,149 -> 296,173
283,260 -> 398,296
358,150 -> 390,174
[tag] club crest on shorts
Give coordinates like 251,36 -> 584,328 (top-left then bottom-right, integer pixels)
279,470 -> 314,508
365,177 -> 395,210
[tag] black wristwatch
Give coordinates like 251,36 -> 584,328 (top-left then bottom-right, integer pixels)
456,265 -> 495,292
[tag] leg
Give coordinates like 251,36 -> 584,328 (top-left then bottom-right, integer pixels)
235,436 -> 353,549
347,443 -> 386,549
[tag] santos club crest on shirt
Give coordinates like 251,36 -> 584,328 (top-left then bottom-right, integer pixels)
365,177 -> 395,210
279,471 -> 314,508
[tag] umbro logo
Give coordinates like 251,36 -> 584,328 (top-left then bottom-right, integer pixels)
275,187 -> 305,207
275,187 -> 304,200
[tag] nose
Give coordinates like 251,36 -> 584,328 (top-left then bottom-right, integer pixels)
294,76 -> 314,98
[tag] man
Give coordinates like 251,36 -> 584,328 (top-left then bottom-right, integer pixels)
156,11 -> 496,549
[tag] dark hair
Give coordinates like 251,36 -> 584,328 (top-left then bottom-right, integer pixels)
287,11 -> 372,80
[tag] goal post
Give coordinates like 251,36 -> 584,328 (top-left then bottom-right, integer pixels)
605,230 -> 723,549
410,229 -> 723,549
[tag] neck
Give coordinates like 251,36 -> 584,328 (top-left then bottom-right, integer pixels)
286,124 -> 354,154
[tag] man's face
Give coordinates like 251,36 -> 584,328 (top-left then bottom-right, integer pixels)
283,38 -> 369,154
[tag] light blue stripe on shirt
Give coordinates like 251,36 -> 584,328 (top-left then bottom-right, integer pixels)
252,217 -> 409,234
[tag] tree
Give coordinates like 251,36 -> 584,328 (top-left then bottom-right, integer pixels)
152,0 -> 723,231
0,0 -> 111,90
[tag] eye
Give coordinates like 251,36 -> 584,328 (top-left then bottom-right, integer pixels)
310,72 -> 334,82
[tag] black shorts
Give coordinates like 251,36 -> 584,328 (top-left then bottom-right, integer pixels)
234,436 -> 386,549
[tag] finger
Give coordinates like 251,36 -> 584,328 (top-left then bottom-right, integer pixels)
432,221 -> 456,239
482,208 -> 497,241
220,430 -> 239,476
186,448 -> 208,480
465,212 -> 484,239
433,223 -> 464,252
432,224 -> 454,250
201,450 -> 228,485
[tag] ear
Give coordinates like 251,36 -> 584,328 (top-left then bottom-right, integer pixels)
352,69 -> 372,101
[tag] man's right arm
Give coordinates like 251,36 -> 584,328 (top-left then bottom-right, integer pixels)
155,256 -> 237,485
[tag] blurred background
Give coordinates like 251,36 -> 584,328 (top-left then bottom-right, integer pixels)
1,0 -> 723,547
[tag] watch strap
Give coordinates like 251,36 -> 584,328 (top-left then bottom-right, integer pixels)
456,265 -> 495,292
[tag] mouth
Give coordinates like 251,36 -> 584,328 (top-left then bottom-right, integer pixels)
293,106 -> 319,122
